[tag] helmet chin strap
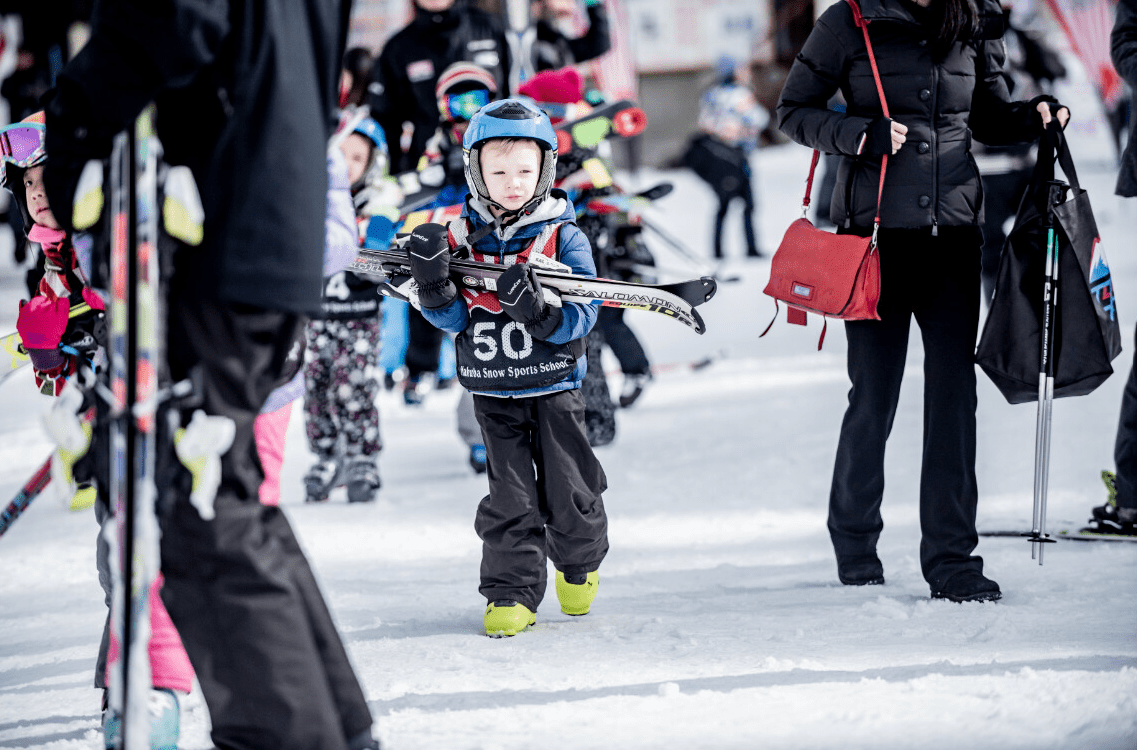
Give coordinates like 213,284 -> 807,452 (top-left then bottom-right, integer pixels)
455,194 -> 546,257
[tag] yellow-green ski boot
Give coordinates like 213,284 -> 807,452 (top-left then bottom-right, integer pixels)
555,570 -> 599,616
483,600 -> 535,637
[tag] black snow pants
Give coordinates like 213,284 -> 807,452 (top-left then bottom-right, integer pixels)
405,304 -> 444,380
979,169 -> 1032,305
159,287 -> 373,750
713,175 -> 759,259
1114,324 -> 1137,512
828,227 -> 984,592
596,306 -> 650,376
581,329 -> 617,447
472,390 -> 609,613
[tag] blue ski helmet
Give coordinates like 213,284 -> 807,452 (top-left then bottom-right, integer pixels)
349,115 -> 389,188
462,98 -> 558,212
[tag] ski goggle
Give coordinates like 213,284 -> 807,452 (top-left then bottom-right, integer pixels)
438,89 -> 491,122
0,123 -> 46,187
0,123 -> 46,168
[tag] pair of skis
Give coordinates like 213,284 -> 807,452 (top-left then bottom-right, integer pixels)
94,109 -> 165,750
349,243 -> 717,334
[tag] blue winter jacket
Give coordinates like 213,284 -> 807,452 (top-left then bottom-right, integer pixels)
421,190 -> 598,397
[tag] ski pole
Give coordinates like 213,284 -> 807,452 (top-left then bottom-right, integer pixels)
0,455 -> 52,539
1030,181 -> 1067,564
638,216 -> 740,282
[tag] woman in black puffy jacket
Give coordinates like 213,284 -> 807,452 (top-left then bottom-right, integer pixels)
776,0 -> 1068,603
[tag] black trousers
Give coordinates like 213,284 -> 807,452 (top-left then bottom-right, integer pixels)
979,170 -> 1031,305
828,227 -> 984,590
159,287 -> 373,750
472,390 -> 609,612
581,330 -> 617,447
596,306 -> 650,376
713,177 -> 758,258
1114,324 -> 1137,511
405,304 -> 444,380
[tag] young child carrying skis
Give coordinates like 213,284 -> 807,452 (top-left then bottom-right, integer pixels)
406,99 -> 609,637
1,113 -> 193,748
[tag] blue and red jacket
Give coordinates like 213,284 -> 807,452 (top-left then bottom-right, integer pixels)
420,190 -> 597,398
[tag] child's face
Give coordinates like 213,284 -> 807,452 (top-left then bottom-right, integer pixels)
23,165 -> 60,230
479,139 -> 542,216
340,133 -> 373,185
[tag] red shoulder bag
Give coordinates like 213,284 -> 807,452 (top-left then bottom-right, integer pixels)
762,0 -> 888,349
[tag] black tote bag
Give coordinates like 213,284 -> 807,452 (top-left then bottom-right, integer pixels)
975,124 -> 1122,404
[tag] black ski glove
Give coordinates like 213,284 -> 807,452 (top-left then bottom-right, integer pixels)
497,262 -> 563,340
860,118 -> 895,157
406,222 -> 458,309
1028,94 -> 1068,134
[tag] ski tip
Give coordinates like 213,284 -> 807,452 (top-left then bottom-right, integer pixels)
699,277 -> 718,304
692,307 -> 707,335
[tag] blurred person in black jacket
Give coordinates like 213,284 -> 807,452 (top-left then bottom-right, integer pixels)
531,0 -> 611,70
41,0 -> 378,747
1083,0 -> 1137,538
371,0 -> 508,173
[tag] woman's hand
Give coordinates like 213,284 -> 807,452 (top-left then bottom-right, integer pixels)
888,120 -> 908,154
1036,101 -> 1070,129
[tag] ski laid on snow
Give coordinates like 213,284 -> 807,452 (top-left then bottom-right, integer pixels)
0,456 -> 52,538
979,529 -> 1137,543
349,245 -> 716,334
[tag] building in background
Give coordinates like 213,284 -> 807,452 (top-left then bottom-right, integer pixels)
347,0 -> 1124,169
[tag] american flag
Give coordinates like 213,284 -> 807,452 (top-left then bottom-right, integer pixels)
1044,0 -> 1124,108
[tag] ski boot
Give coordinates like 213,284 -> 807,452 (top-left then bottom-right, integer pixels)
469,444 -> 487,474
618,372 -> 652,408
1080,470 -> 1137,536
103,687 -> 180,750
483,600 -> 535,637
555,570 -> 599,616
304,456 -> 341,503
344,455 -> 381,503
403,376 -> 425,406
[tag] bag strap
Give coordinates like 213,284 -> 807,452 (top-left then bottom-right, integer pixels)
1041,121 -> 1080,191
802,0 -> 890,245
1022,121 -> 1080,216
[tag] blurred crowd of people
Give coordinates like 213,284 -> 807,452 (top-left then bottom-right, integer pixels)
0,0 -> 1134,748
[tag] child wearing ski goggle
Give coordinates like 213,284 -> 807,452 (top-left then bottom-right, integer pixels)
1,116 -> 105,397
438,89 -> 491,123
1,116 -> 195,738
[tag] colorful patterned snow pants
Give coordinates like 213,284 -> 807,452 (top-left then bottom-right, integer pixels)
304,318 -> 382,459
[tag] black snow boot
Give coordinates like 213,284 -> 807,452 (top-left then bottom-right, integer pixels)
344,456 -> 380,503
304,456 -> 341,503
837,554 -> 885,586
931,570 -> 1001,603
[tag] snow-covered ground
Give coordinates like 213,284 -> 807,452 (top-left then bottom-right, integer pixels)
2,110 -> 1137,749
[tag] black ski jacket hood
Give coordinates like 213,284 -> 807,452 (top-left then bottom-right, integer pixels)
777,0 -> 1051,230
372,0 -> 508,172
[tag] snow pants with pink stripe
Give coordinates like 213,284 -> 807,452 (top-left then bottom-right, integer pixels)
95,500 -> 194,693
